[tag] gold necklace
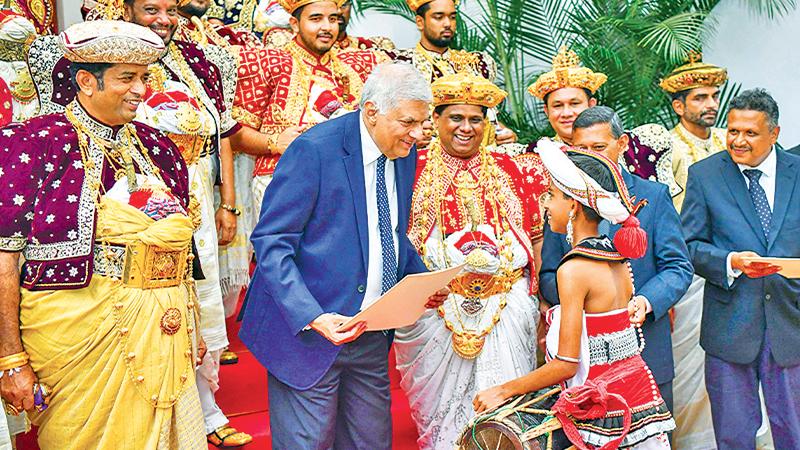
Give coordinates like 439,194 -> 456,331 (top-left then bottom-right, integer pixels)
423,141 -> 515,359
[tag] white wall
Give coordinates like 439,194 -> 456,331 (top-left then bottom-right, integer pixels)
705,2 -> 800,148
59,0 -> 85,29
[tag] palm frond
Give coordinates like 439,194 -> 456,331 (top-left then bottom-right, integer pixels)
352,0 -> 414,21
737,0 -> 797,19
637,12 -> 706,64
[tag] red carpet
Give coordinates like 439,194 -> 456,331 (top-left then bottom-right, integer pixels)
15,290 -> 421,450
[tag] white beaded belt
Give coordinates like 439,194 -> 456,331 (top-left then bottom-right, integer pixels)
93,242 -> 190,289
588,326 -> 640,366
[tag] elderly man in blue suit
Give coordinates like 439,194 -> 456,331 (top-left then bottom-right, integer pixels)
239,63 -> 448,449
539,106 -> 693,413
682,88 -> 800,449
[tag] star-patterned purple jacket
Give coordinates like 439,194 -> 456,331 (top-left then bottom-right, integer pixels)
0,102 -> 190,290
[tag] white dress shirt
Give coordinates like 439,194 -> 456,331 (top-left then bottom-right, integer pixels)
360,114 -> 399,309
726,147 -> 777,284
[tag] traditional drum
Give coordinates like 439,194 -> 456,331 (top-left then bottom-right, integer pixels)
456,387 -> 574,450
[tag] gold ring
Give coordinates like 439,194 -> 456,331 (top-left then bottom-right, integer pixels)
4,403 -> 20,416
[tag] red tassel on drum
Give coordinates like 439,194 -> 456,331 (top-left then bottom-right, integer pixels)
614,215 -> 647,259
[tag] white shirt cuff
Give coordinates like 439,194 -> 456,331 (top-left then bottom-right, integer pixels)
726,252 -> 743,287
639,296 -> 653,314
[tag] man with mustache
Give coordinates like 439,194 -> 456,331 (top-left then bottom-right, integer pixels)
233,0 -> 386,218
658,54 -> 730,449
0,20 -> 206,450
119,0 -> 253,447
661,53 -> 729,212
389,0 -> 517,147
682,88 -> 800,449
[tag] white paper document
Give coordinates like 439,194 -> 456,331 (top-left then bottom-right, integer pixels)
336,264 -> 465,332
742,257 -> 800,279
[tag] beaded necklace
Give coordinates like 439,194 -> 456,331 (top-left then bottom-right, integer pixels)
422,139 -> 516,359
674,123 -> 725,164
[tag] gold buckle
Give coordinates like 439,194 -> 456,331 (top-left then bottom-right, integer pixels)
123,242 -> 188,289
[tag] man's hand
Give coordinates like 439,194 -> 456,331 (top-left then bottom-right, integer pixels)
274,126 -> 306,155
310,313 -> 367,346
196,337 -> 207,367
1,364 -> 36,414
473,384 -> 510,413
628,295 -> 648,327
416,120 -> 433,149
495,125 -> 517,145
215,208 -> 237,245
425,287 -> 450,309
731,251 -> 782,278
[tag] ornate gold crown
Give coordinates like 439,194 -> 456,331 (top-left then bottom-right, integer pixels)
278,0 -> 347,14
431,72 -> 506,108
59,20 -> 165,65
527,46 -> 607,99
659,51 -> 728,94
406,0 -> 459,13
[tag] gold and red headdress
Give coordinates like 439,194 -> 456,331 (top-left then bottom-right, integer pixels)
277,0 -> 346,14
528,46 -> 607,100
431,72 -> 506,109
406,0 -> 459,13
659,51 -> 727,94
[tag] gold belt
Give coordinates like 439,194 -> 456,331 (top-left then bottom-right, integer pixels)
93,242 -> 190,289
448,268 -> 523,299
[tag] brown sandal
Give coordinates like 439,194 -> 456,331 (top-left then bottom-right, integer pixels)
207,425 -> 253,448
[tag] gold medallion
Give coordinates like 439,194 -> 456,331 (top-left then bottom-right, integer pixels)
160,308 -> 182,335
451,331 -> 486,359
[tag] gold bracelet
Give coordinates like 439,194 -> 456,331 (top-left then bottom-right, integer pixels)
0,352 -> 29,371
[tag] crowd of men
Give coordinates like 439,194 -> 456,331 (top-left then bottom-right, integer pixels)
0,0 -> 798,449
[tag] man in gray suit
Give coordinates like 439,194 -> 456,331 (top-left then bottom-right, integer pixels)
682,88 -> 800,449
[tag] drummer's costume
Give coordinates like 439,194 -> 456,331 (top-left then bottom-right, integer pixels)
0,21 -> 205,450
536,141 -> 676,449
0,11 -> 39,124
658,57 -> 730,449
395,74 -> 547,450
527,47 -> 678,196
233,0 -> 385,216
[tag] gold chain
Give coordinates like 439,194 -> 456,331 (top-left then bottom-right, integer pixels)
422,140 -> 516,358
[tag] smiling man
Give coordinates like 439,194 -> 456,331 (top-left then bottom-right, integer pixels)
240,63 -> 447,449
397,72 -> 547,450
119,0 -> 251,446
0,21 -> 206,450
233,0 -> 386,219
682,88 -> 800,449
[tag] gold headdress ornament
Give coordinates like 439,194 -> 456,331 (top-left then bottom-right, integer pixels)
278,0 -> 346,14
59,20 -> 165,65
87,0 -> 191,21
659,51 -> 728,94
527,46 -> 607,100
431,72 -> 506,108
406,0 -> 459,13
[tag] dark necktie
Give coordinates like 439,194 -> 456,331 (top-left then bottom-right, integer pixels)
743,169 -> 771,238
377,155 -> 397,293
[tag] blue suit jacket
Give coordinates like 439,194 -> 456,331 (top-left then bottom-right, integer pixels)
239,112 -> 427,390
539,170 -> 693,385
682,149 -> 800,367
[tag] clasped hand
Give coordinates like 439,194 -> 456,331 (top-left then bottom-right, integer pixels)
731,251 -> 782,278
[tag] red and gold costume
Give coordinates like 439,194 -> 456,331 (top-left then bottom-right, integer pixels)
6,0 -> 56,34
234,37 -> 385,177
336,34 -> 395,52
396,73 -> 547,450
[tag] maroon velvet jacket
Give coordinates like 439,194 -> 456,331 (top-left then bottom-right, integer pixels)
0,102 -> 190,290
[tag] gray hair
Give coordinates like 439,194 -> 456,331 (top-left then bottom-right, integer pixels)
729,88 -> 780,130
574,106 -> 625,139
360,62 -> 432,114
